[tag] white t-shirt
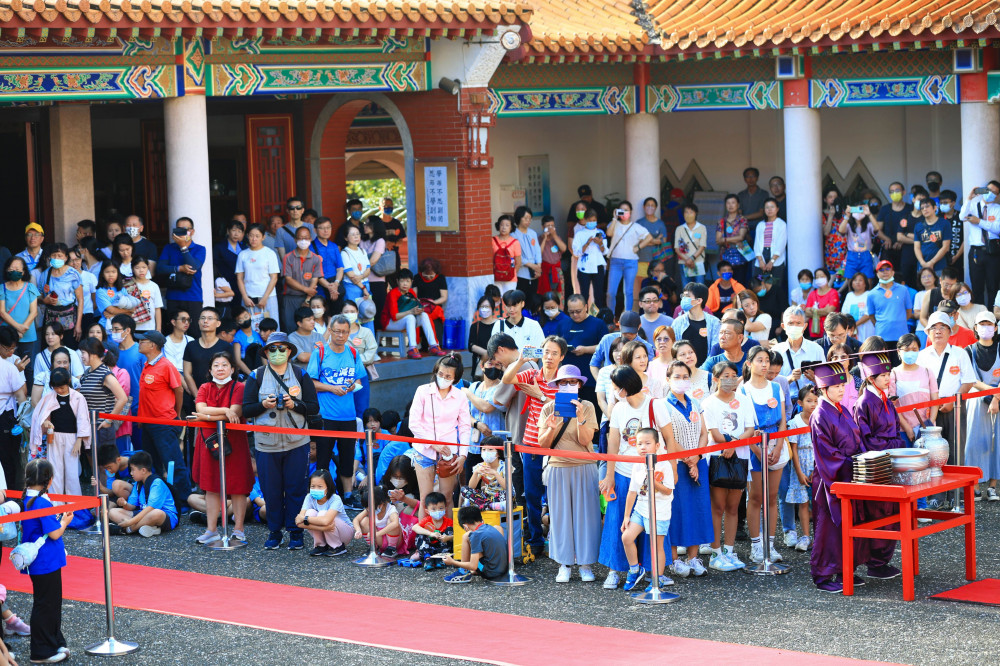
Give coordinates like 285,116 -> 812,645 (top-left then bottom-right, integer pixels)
0,356 -> 25,412
629,458 -> 675,521
164,334 -> 194,374
80,270 -> 97,315
608,396 -> 671,477
701,393 -> 755,459
373,503 -> 399,530
133,278 -> 163,331
489,317 -> 545,352
747,313 -> 772,343
214,277 -> 233,304
841,291 -> 875,341
607,222 -> 650,261
341,246 -> 371,283
235,247 -> 280,298
571,228 -> 608,273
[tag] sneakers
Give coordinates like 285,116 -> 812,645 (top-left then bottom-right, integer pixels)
670,558 -> 691,578
138,525 -> 161,538
676,546 -> 687,556
29,652 -> 67,663
188,510 -> 207,525
974,489 -> 983,502
444,569 -> 473,583
406,349 -> 423,360
264,531 -> 283,550
382,546 -> 398,558
699,544 -> 713,555
750,540 -> 764,563
556,565 -> 572,583
795,535 -> 811,552
288,535 -> 304,550
816,576 -> 843,594
725,548 -> 746,569
309,545 -> 330,556
603,570 -> 620,589
106,523 -> 125,536
842,574 -> 866,587
195,530 -> 221,545
3,614 -> 30,636
687,557 -> 707,577
231,530 -> 247,543
709,551 -> 740,572
643,575 -> 674,592
326,545 -> 348,556
579,565 -> 595,582
988,487 -> 999,502
867,564 -> 902,579
769,543 -> 783,562
783,530 -> 798,548
427,345 -> 447,357
624,566 -> 647,591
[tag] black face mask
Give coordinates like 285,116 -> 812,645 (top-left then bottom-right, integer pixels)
239,320 -> 251,329
484,367 -> 503,381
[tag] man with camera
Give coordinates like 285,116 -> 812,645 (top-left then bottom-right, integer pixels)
243,332 -> 320,550
156,216 -> 206,318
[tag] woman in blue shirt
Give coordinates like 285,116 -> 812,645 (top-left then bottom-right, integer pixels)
0,255 -> 40,380
36,243 -> 84,341
20,458 -> 73,663
95,261 -> 134,332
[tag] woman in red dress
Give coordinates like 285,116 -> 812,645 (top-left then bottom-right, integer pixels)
190,350 -> 254,545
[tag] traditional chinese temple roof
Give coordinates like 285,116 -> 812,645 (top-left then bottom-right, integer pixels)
0,0 -> 532,39
523,0 -> 1000,61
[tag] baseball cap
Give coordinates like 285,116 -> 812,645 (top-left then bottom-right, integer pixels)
24,223 -> 43,235
926,312 -> 954,331
976,311 -> 997,325
137,330 -> 167,347
936,298 -> 958,314
619,311 -> 641,334
577,184 -> 593,197
875,259 -> 893,271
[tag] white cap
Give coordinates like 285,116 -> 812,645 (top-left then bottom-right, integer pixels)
976,310 -> 997,326
927,311 -> 954,331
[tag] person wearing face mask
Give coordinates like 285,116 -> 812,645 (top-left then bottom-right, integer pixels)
230,307 -> 261,377
671,282 -> 721,368
936,189 -> 964,277
280,225 -> 322,334
753,198 -> 787,291
804,268 -> 840,338
243,332 -> 319,550
38,243 -> 85,342
960,181 -> 1000,304
492,214 -> 522,295
952,281 -> 985,331
28,367 -> 90,496
537,365 -> 599,583
462,358 -> 507,473
718,194 -> 752,287
867,260 -> 914,347
123,214 -> 158,274
156,217 -> 205,318
838,203 -> 881,280
571,209 -> 608,309
772,306 -> 825,394
566,184 -> 609,228
890,334 -> 939,446
468,296 -> 497,378
540,291 -> 571,338
705,259 -> 746,315
963,311 -> 1000,502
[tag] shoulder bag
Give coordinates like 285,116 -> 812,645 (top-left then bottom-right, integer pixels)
203,382 -> 237,459
708,435 -> 749,489
426,387 -> 461,479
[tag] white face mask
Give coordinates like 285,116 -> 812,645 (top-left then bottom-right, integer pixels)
296,239 -> 311,251
543,308 -> 559,318
436,375 -> 452,390
481,449 -> 498,464
214,375 -> 232,385
813,277 -> 828,288
670,378 -> 692,394
785,324 -> 805,340
312,308 -> 325,319
956,293 -> 972,307
126,227 -> 140,238
343,312 -> 358,324
978,325 -> 995,340
390,478 -> 406,489
479,307 -> 493,319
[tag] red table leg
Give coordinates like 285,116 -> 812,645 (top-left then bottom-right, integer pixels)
912,500 -> 920,576
899,500 -> 915,601
964,482 -> 977,581
842,498 -> 854,596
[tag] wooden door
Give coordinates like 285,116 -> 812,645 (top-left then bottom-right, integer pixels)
141,120 -> 169,244
246,114 -> 295,224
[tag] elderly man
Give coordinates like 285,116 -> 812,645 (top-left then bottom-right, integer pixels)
701,319 -> 748,389
772,306 -> 825,395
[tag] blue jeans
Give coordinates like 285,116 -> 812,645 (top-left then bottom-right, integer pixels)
140,423 -> 192,501
256,445 -> 309,535
607,257 -> 638,312
778,465 -> 796,533
845,250 -> 875,279
521,450 -> 545,549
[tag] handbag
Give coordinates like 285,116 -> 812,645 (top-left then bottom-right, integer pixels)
204,383 -> 237,459
41,269 -> 77,331
427,388 -> 460,478
371,250 -> 398,277
166,270 -> 194,291
709,453 -> 749,489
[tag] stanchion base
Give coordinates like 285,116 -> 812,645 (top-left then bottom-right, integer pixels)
207,538 -> 247,551
745,561 -> 791,575
85,637 -> 139,656
491,572 -> 530,586
631,589 -> 680,604
353,552 -> 395,567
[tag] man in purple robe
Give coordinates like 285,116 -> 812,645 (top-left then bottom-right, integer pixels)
807,360 -> 867,593
853,352 -> 903,580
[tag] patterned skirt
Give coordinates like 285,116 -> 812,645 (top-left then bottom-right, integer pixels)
824,233 -> 847,273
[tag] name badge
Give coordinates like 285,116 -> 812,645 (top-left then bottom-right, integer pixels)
729,399 -> 740,409
949,365 -> 960,375
767,398 -> 779,408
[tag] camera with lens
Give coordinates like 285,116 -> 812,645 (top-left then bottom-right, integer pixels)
275,393 -> 286,410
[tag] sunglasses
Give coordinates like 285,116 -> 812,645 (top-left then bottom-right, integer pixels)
287,205 -> 303,211
268,345 -> 289,353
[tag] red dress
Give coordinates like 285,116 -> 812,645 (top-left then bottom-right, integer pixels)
191,381 -> 254,495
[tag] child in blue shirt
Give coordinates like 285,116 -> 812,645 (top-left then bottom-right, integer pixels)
21,458 -> 73,663
108,450 -> 178,536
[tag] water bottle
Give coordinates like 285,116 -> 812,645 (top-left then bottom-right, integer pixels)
167,461 -> 175,484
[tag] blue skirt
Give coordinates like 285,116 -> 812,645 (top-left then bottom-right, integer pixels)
598,471 -> 670,571
668,459 -> 714,547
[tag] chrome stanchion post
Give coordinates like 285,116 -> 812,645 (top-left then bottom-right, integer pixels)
493,431 -> 529,586
85,494 -> 139,656
632,453 -> 679,603
81,409 -> 103,536
209,420 -> 245,550
951,393 -> 963,511
747,431 -> 790,575
355,429 -> 393,567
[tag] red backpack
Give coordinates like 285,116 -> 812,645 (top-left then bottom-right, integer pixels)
493,238 -> 516,282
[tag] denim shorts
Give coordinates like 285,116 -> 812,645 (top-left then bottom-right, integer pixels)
406,449 -> 437,469
631,510 -> 669,537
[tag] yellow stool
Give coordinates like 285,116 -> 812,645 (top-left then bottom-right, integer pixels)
452,506 -> 525,559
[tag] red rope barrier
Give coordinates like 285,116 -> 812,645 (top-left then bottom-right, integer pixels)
0,491 -> 101,526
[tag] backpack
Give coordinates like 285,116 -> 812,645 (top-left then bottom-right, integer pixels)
141,474 -> 184,516
492,238 -> 516,282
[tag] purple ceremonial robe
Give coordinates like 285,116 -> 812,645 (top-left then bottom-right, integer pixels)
809,397 -> 867,583
853,388 -> 901,568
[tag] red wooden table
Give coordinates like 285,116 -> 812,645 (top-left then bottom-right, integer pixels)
830,465 -> 980,601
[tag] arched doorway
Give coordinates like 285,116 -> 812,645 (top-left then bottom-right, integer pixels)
308,92 -> 416,273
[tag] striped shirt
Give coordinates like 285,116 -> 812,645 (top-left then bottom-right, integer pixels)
78,365 -> 115,416
763,221 -> 773,245
515,368 -> 559,448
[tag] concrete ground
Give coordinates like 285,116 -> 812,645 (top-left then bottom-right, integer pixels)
4,500 -> 998,665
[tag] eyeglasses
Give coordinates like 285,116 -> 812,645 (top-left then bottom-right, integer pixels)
654,336 -> 671,343
287,205 -> 303,211
640,299 -> 659,304
199,316 -> 218,322
177,317 -> 190,323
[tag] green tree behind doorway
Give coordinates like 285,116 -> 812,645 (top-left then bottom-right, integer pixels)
347,178 -> 407,223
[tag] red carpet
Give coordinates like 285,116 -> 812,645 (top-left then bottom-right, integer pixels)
930,579 -> 1000,606
3,555 -> 888,665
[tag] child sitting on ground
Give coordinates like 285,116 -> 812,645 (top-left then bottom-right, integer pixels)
294,469 -> 354,557
246,456 -> 267,523
442,506 -> 509,583
352,486 -> 401,557
96,444 -> 132,502
786,386 -> 817,552
459,435 -> 507,510
410,491 -> 454,569
107,450 -> 178,537
621,427 -> 676,592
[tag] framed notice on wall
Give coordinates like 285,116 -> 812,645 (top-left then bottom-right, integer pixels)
415,161 -> 460,233
518,154 -> 550,217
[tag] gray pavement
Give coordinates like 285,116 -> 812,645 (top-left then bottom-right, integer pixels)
4,501 -> 999,665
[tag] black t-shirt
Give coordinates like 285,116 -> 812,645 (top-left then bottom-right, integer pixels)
684,318 -> 708,365
416,273 -> 447,301
468,320 -> 494,356
947,213 -> 963,258
383,218 -> 406,250
718,284 -> 735,310
133,237 -> 159,264
877,203 -> 913,241
183,338 -> 232,387
926,288 -> 944,315
50,394 -> 76,433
